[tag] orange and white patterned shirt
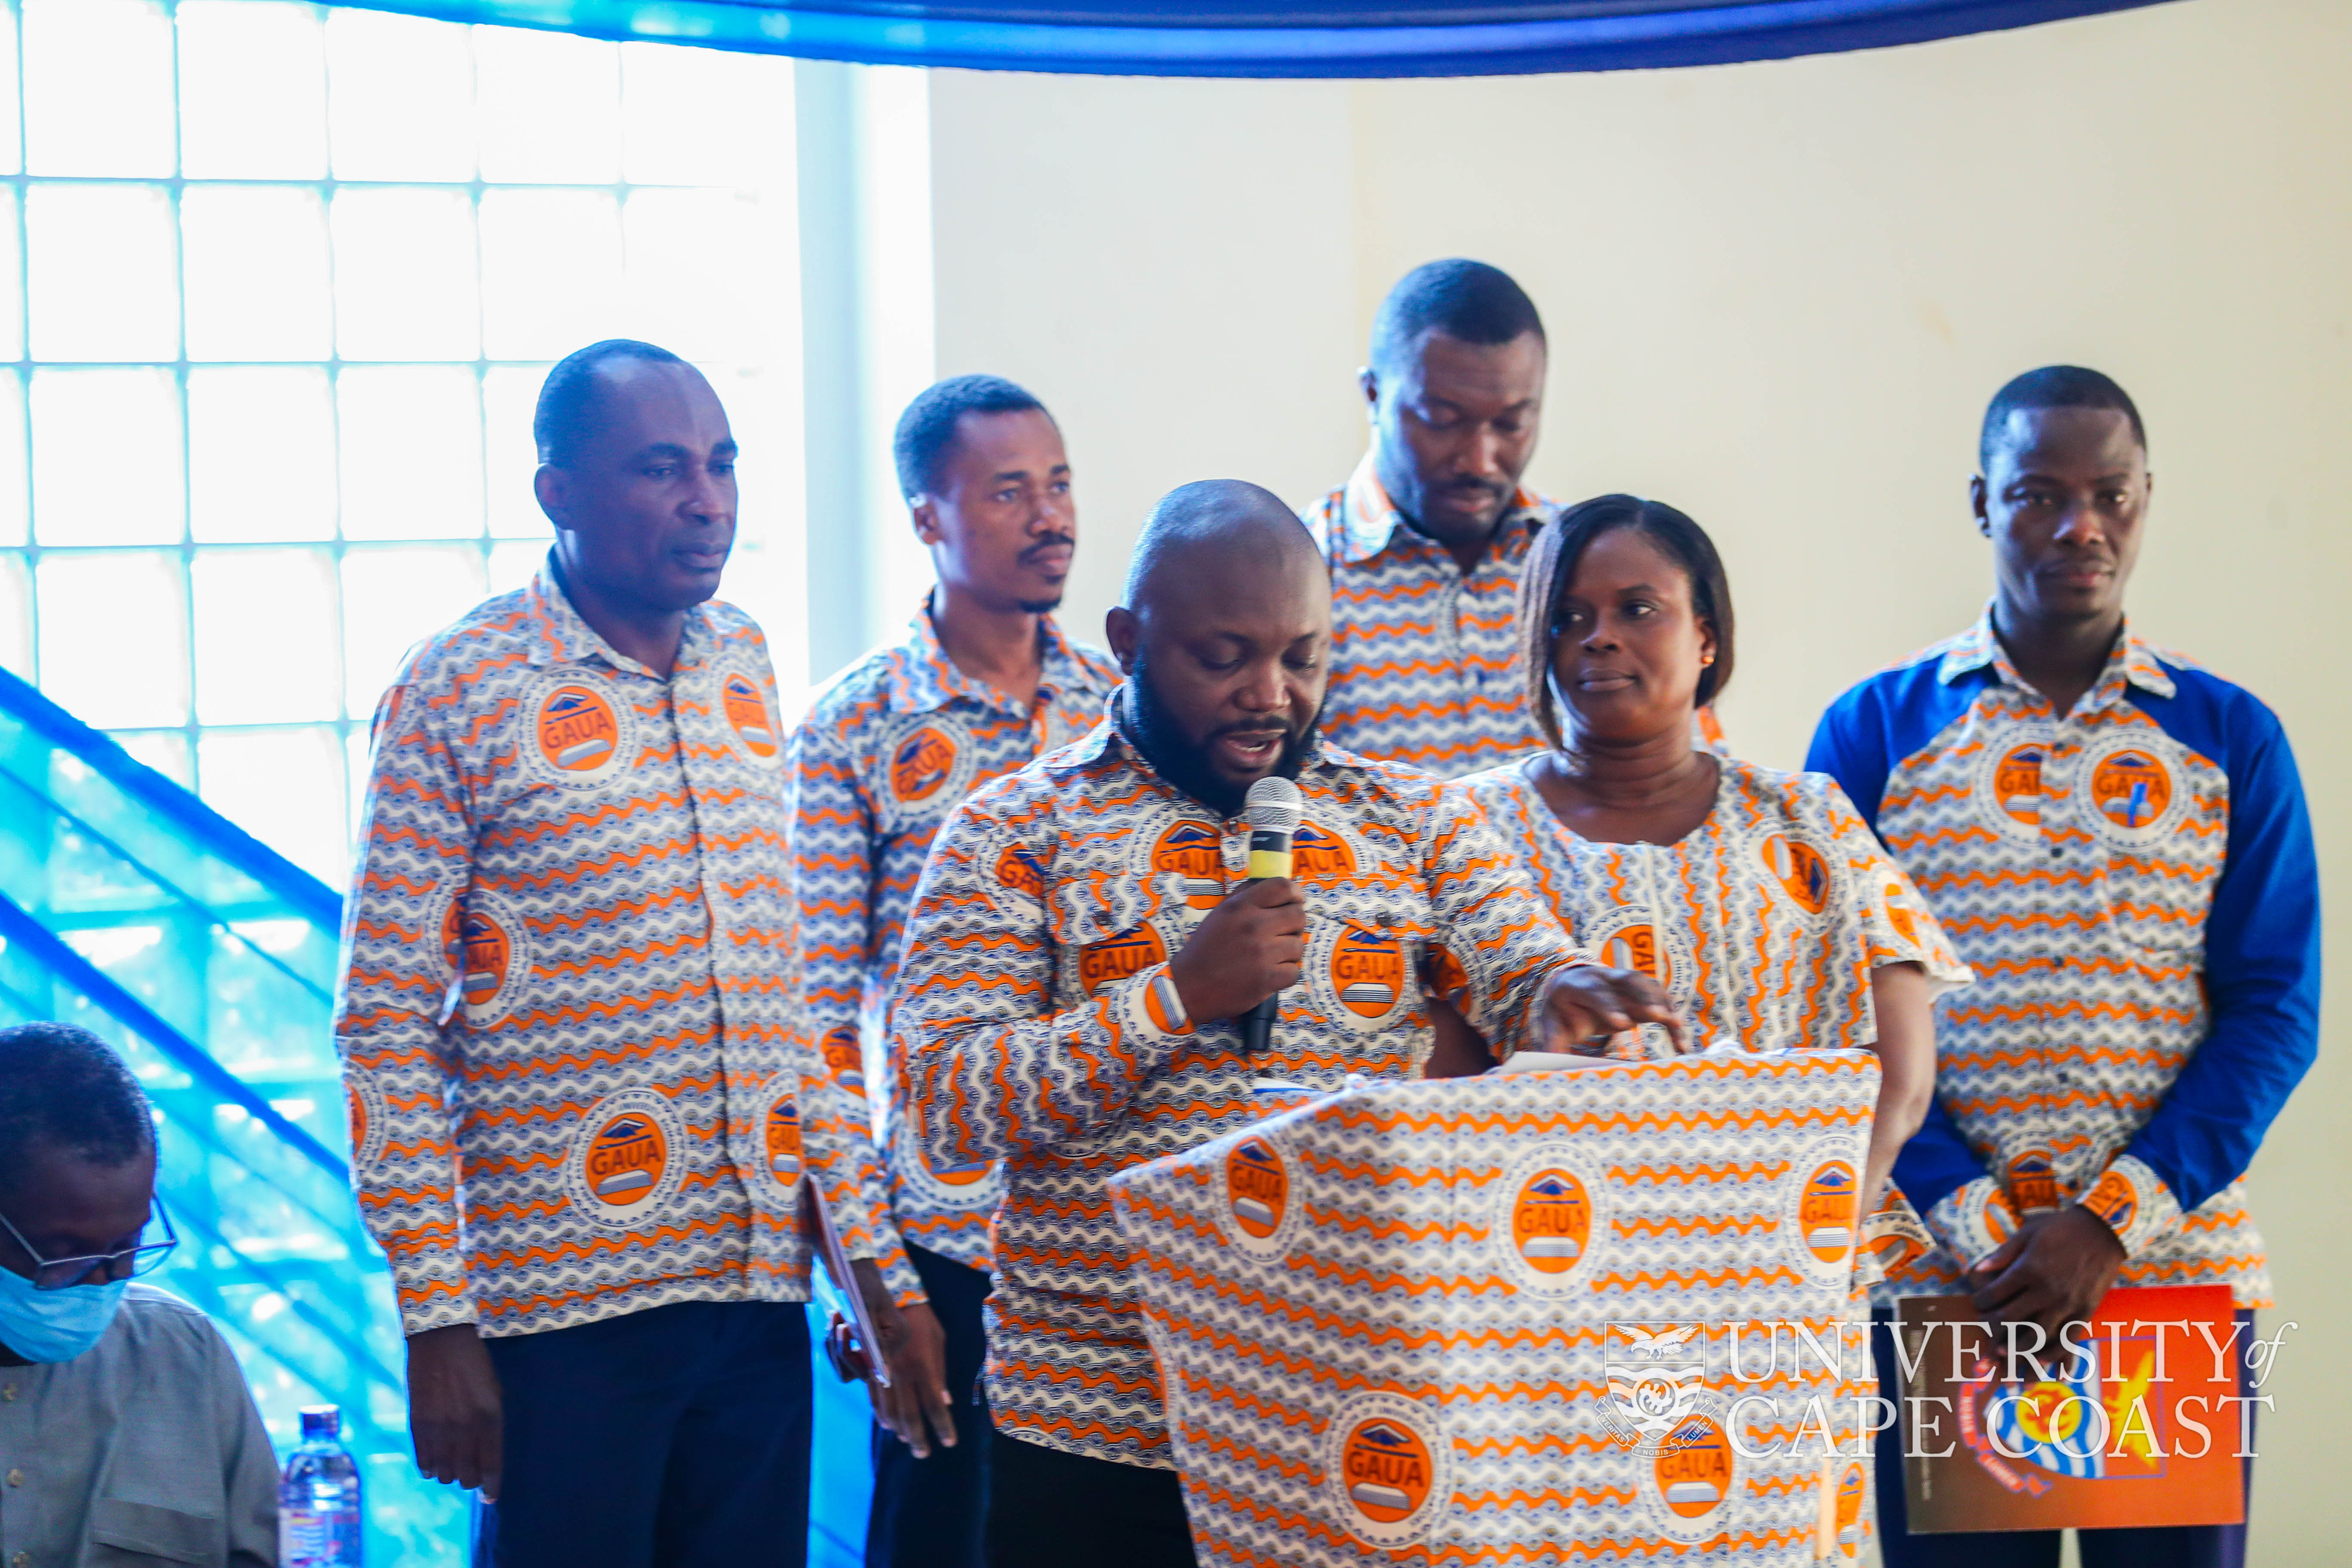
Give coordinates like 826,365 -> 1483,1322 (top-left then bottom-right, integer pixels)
1458,756 -> 1971,1057
334,557 -> 903,1337
1810,614 -> 2321,1308
788,603 -> 1119,1287
1302,454 -> 1550,780
894,713 -> 1590,1467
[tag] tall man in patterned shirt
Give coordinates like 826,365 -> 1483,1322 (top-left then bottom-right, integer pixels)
1809,367 -> 2319,1568
788,374 -> 1120,1568
337,339 -> 908,1568
894,481 -> 1675,1568
1303,258 -> 1553,778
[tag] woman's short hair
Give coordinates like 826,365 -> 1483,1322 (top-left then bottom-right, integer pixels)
1516,493 -> 1736,752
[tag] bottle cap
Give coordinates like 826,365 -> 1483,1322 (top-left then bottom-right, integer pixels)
298,1405 -> 340,1441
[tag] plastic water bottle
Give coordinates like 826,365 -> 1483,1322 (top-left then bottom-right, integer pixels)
279,1405 -> 363,1567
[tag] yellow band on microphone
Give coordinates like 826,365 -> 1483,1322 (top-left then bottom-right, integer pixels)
1247,849 -> 1292,880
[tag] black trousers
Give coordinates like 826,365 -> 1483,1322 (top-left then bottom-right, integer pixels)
1871,1309 -> 2255,1568
865,1244 -> 993,1568
470,1299 -> 812,1568
983,1428 -> 1197,1568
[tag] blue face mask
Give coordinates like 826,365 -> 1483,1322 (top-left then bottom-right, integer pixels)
0,1262 -> 129,1363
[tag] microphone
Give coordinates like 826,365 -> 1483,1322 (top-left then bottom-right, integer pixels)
1237,775 -> 1303,1057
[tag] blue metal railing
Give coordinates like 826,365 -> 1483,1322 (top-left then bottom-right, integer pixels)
0,665 -> 465,1564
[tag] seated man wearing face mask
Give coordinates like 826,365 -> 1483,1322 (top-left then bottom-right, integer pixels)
0,1022 -> 279,1568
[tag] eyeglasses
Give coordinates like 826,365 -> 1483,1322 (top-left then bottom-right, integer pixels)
0,1201 -> 178,1292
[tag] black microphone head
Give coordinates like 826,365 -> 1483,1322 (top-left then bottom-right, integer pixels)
1243,775 -> 1303,835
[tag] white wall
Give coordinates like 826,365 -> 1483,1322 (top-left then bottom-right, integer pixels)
926,1 -> 2352,1559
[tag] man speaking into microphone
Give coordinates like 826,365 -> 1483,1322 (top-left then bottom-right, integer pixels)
893,481 -> 1673,1568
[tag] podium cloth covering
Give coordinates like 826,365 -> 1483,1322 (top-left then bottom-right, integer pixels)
1108,1050 -> 1883,1565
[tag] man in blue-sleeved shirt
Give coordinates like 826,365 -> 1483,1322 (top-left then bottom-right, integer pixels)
1809,366 -> 2318,1568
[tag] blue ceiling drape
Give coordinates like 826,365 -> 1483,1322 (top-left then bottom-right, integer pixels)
335,0 -> 2181,77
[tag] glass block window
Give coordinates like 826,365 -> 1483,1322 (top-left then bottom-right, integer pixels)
0,1 -> 805,884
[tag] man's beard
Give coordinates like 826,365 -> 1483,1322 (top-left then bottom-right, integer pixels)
1121,646 -> 1317,819
1017,596 -> 1063,615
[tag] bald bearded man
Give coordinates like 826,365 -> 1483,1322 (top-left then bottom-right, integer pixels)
891,481 -> 1672,1567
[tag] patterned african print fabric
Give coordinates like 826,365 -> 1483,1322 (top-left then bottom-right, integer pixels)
788,602 -> 1119,1288
1302,453 -> 1550,779
1457,756 -> 1971,1056
891,713 -> 1590,1467
1810,612 -> 2321,1309
1461,755 -> 1972,1309
335,556 -> 902,1337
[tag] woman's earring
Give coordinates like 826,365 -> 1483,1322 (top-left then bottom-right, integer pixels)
1701,653 -> 1716,666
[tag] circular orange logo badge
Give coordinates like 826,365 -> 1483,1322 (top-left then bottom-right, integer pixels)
1994,744 -> 2046,826
348,1083 -> 370,1163
1762,835 -> 1830,913
1291,819 -> 1357,880
1799,1160 -> 1859,1264
1654,1414 -> 1733,1518
2082,1168 -> 2137,1234
721,671 -> 778,760
1341,1415 -> 1435,1525
587,1110 -> 669,1209
1330,925 -> 1406,1020
2091,749 -> 2172,831
1511,1168 -> 1592,1274
1597,924 -> 1667,983
1150,819 -> 1226,910
993,842 -> 1046,902
537,683 -> 622,774
2006,1148 -> 2060,1213
1225,1137 -> 1288,1240
1078,923 -> 1168,996
925,1146 -> 994,1188
820,1029 -> 865,1096
764,1097 -> 802,1188
891,726 -> 959,805
458,908 -> 511,1010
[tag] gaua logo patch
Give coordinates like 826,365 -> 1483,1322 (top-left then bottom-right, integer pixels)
720,670 -> 779,764
1290,819 -> 1357,879
537,683 -> 623,775
1329,925 -> 1406,1021
1225,1137 -> 1287,1240
1761,834 -> 1831,913
1078,923 -> 1167,996
890,726 -> 959,806
566,1088 -> 685,1228
1511,1168 -> 1592,1275
1150,819 -> 1226,911
1320,1391 -> 1448,1548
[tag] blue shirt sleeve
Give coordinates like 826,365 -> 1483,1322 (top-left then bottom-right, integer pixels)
2124,682 -> 2321,1211
1804,683 -> 1891,838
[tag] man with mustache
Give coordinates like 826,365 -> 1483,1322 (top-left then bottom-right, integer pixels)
788,374 -> 1119,1567
892,480 -> 1674,1567
1810,367 -> 2319,1568
338,340 -> 900,1566
1304,259 -> 1562,778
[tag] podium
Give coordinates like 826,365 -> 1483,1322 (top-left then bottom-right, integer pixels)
1107,1050 -> 1882,1565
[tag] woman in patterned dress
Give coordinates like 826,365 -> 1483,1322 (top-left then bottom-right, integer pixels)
1436,494 -> 1968,1212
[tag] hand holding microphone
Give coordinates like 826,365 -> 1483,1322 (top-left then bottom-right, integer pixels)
1165,778 -> 1306,1041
